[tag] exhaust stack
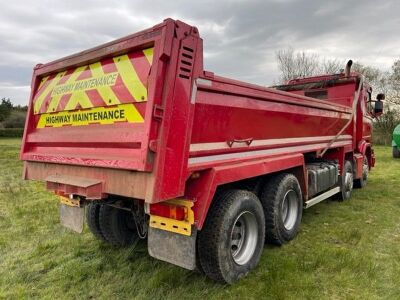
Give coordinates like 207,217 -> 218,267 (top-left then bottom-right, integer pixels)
344,60 -> 353,77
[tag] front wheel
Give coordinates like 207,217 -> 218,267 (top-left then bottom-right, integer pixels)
198,190 -> 265,284
335,160 -> 353,201
354,156 -> 369,188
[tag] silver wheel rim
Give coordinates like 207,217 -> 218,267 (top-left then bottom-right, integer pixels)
230,211 -> 258,265
281,189 -> 299,230
344,171 -> 353,197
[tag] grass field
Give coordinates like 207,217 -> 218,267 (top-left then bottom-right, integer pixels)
1,139 -> 400,299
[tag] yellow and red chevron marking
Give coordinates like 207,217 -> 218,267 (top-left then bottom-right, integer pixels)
33,47 -> 154,116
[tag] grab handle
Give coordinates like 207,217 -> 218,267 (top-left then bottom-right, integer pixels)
227,138 -> 253,147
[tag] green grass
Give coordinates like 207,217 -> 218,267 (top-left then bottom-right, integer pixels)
1,139 -> 400,299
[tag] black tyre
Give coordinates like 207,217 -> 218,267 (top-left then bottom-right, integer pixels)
86,202 -> 107,242
198,190 -> 265,284
335,160 -> 353,201
393,146 -> 400,158
354,156 -> 369,188
99,204 -> 138,247
260,173 -> 303,245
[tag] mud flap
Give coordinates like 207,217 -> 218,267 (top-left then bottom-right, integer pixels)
60,203 -> 84,233
148,227 -> 197,270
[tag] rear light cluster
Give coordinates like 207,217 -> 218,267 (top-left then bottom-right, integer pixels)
150,203 -> 187,221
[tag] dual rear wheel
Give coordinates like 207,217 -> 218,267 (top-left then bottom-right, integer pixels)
86,202 -> 138,247
198,173 -> 303,283
198,160 -> 364,283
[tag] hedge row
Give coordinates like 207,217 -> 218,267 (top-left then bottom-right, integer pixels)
0,128 -> 24,138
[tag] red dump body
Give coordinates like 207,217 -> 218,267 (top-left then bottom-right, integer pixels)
21,19 -> 375,230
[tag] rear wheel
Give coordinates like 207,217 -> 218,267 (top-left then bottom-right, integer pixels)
86,202 -> 107,242
260,173 -> 303,245
198,190 -> 265,284
335,160 -> 353,201
393,146 -> 400,158
98,204 -> 138,247
354,156 -> 369,188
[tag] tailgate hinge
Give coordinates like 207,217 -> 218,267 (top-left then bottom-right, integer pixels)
153,104 -> 164,121
149,140 -> 158,152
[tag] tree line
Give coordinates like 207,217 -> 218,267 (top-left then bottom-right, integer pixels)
0,98 -> 27,129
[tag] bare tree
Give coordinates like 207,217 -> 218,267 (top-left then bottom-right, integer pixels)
275,48 -> 343,83
276,48 -> 319,82
319,58 -> 344,75
352,62 -> 381,83
389,59 -> 400,105
352,61 -> 400,106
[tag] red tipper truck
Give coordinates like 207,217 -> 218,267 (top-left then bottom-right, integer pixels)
21,19 -> 384,283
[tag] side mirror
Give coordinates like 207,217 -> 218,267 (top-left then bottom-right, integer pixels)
374,93 -> 385,116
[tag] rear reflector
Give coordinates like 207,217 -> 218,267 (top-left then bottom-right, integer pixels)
150,203 -> 186,221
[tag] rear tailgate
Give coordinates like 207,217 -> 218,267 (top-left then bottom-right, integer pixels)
21,22 -> 170,171
21,19 -> 203,203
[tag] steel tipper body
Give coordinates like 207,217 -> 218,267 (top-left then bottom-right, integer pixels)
21,19 -> 382,283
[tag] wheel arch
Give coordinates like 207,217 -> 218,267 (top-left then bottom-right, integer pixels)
185,153 -> 307,230
216,165 -> 307,200
358,140 -> 372,168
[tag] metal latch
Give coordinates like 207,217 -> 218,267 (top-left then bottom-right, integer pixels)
153,104 -> 164,120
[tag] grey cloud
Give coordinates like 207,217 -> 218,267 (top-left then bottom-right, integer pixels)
0,0 -> 399,105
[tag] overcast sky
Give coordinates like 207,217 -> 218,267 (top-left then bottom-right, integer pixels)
1,0 -> 399,105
